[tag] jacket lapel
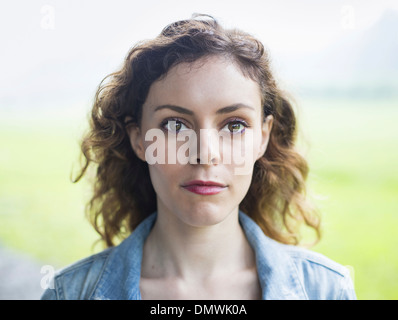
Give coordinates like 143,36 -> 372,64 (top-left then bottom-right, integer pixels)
239,211 -> 308,300
89,213 -> 157,300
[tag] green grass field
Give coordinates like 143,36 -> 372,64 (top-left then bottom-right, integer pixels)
1,97 -> 397,299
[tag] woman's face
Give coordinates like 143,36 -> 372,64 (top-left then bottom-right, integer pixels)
129,55 -> 273,227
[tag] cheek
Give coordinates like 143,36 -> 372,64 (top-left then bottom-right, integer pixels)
147,163 -> 180,198
224,131 -> 259,175
149,161 -> 180,181
225,164 -> 254,206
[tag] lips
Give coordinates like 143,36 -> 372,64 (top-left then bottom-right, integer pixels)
181,180 -> 227,195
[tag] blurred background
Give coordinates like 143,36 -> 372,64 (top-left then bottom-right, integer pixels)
0,0 -> 397,299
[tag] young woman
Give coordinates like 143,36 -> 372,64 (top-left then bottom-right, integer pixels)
41,14 -> 356,300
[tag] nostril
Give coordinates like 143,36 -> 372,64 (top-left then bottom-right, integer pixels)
194,156 -> 218,165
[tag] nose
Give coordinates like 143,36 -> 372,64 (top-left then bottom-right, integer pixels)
192,128 -> 221,165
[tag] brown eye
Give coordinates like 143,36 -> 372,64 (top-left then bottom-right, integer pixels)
222,120 -> 247,134
161,119 -> 187,133
228,122 -> 242,132
170,121 -> 181,132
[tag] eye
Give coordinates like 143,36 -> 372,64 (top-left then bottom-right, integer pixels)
221,119 -> 248,134
161,118 -> 188,133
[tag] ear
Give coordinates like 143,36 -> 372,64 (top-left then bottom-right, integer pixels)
256,115 -> 273,161
126,117 -> 146,162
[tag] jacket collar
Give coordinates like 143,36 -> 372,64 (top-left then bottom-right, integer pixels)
89,214 -> 156,300
239,212 -> 308,299
90,211 -> 308,300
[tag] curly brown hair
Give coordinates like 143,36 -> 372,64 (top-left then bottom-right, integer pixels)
74,14 -> 321,247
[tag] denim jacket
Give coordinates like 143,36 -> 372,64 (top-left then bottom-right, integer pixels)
41,211 -> 356,300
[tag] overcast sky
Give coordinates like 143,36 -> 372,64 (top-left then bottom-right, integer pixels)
1,0 -> 397,110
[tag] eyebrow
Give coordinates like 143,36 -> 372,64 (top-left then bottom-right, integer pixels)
153,103 -> 255,115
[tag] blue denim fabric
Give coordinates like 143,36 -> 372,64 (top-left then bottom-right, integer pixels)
41,211 -> 356,300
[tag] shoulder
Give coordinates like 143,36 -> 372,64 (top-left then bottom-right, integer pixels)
41,213 -> 156,300
279,244 -> 357,300
239,211 -> 356,300
41,248 -> 112,300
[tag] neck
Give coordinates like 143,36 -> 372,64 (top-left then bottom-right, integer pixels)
141,208 -> 255,281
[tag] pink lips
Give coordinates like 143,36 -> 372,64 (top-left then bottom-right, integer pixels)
181,180 -> 227,195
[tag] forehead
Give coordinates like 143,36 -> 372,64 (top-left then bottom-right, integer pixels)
143,56 -> 262,113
